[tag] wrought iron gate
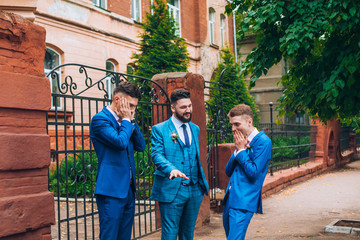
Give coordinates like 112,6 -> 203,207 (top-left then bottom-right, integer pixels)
204,69 -> 231,208
46,63 -> 170,239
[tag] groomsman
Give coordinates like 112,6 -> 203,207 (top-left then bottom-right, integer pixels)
150,89 -> 209,240
222,104 -> 272,240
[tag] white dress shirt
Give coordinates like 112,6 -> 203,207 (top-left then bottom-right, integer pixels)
171,115 -> 192,145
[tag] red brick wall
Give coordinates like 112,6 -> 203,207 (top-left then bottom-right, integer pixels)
108,0 -> 131,18
181,0 -> 207,43
0,10 -> 54,239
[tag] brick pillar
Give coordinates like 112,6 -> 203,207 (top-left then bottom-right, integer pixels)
0,11 -> 54,239
311,118 -> 341,167
152,72 -> 210,227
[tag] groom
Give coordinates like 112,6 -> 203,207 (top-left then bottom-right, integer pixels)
222,104 -> 272,240
150,89 -> 209,240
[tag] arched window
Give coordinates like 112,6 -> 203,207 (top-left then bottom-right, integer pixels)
220,14 -> 226,47
209,8 -> 215,44
44,47 -> 62,110
168,0 -> 181,36
132,0 -> 141,22
106,60 -> 116,100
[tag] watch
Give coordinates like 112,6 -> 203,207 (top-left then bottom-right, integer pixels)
131,119 -> 136,124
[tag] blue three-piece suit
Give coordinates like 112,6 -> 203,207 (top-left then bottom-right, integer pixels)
150,117 -> 209,240
223,130 -> 272,240
90,106 -> 146,240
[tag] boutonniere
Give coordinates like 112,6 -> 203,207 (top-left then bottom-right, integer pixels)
171,131 -> 179,144
246,144 -> 252,153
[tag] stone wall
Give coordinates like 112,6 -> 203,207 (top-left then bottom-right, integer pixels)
0,10 -> 54,239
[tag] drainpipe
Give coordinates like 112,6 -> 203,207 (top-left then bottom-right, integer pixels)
233,11 -> 238,62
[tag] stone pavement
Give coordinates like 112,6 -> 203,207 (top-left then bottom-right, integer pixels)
143,160 -> 360,239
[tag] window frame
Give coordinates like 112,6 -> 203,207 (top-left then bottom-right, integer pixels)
93,0 -> 107,9
209,8 -> 215,45
45,47 -> 62,110
132,0 -> 142,22
167,0 -> 181,36
220,14 -> 226,47
105,60 -> 116,100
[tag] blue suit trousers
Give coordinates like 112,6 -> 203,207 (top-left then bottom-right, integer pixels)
159,183 -> 203,240
96,186 -> 135,240
222,200 -> 254,240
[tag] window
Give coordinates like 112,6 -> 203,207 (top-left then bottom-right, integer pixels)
106,60 -> 116,100
167,0 -> 181,36
93,0 -> 106,9
132,0 -> 141,22
220,14 -> 226,47
209,8 -> 215,44
44,47 -> 62,110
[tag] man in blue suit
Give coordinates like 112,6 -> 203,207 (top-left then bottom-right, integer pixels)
150,89 -> 209,240
90,81 -> 146,240
222,104 -> 272,240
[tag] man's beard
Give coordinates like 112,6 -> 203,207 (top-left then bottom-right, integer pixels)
175,111 -> 192,123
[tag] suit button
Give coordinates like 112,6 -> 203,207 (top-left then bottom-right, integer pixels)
235,169 -> 238,172
181,162 -> 184,164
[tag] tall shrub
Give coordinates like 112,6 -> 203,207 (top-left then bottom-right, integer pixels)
208,46 -> 260,123
132,0 -> 189,79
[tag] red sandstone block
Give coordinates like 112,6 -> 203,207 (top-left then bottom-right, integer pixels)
0,133 -> 50,171
0,174 -> 48,198
0,71 -> 51,111
0,192 -> 55,238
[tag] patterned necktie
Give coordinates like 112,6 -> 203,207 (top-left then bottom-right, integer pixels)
181,124 -> 190,146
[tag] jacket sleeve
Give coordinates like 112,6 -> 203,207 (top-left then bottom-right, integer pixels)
151,125 -> 177,177
131,122 -> 146,152
234,139 -> 272,180
225,151 -> 237,177
91,114 -> 134,150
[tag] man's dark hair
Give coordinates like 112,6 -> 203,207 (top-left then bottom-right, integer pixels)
112,81 -> 141,100
170,89 -> 190,105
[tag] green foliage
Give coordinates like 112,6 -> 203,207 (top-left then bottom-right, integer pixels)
132,0 -> 190,79
272,136 -> 311,163
49,151 -> 98,198
208,46 -> 260,123
49,147 -> 156,199
226,0 -> 360,130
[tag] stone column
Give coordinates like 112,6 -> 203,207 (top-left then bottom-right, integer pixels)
0,11 -> 54,239
152,72 -> 210,227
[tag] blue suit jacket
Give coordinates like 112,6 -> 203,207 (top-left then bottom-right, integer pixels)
90,106 -> 146,199
150,119 -> 209,203
223,131 -> 272,213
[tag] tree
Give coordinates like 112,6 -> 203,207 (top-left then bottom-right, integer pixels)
132,0 -> 190,79
208,46 -> 260,124
226,0 -> 360,130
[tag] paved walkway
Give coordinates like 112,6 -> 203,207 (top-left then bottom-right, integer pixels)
143,160 -> 360,239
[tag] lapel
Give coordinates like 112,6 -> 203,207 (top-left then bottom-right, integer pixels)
167,118 -> 185,150
189,122 -> 200,157
102,106 -> 119,130
249,130 -> 264,147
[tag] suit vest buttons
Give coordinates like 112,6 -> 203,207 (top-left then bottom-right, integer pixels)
181,162 -> 184,164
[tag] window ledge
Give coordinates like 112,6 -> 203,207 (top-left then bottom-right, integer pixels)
210,43 -> 219,49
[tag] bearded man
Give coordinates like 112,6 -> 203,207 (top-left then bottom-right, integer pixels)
150,89 -> 209,240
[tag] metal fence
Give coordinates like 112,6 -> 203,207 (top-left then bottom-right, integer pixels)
47,63 -> 170,239
257,108 -> 317,175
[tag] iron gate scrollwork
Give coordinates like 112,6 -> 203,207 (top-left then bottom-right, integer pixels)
46,63 -> 170,239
